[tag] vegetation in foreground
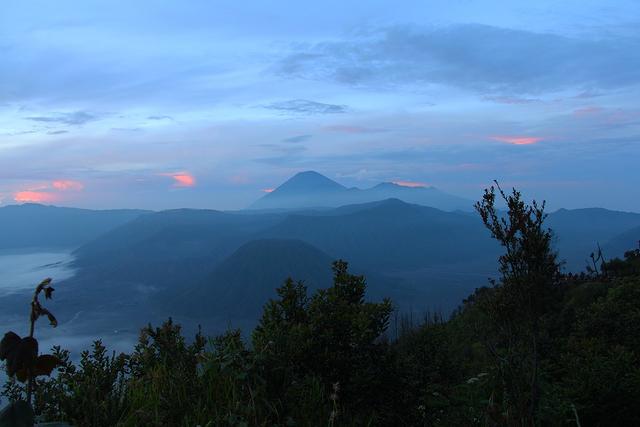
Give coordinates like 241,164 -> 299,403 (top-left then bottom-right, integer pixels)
1,185 -> 639,426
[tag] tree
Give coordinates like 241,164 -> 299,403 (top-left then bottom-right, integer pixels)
253,260 -> 394,423
474,182 -> 560,425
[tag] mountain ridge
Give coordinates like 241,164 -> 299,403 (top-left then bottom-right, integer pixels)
0,203 -> 149,250
248,171 -> 474,211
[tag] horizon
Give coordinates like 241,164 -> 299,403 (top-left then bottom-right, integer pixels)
1,1 -> 639,211
3,169 -> 640,215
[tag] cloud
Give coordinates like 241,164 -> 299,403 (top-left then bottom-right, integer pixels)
490,135 -> 543,145
278,24 -> 640,94
111,127 -> 143,132
25,111 -> 99,126
147,115 -> 174,121
324,125 -> 388,134
162,172 -> 196,188
573,106 -> 603,117
263,99 -> 347,114
14,191 -> 58,203
482,96 -> 542,105
392,180 -> 428,188
261,188 -> 275,193
52,180 -> 84,191
0,130 -> 38,136
10,180 -> 84,204
46,130 -> 69,135
282,134 -> 312,143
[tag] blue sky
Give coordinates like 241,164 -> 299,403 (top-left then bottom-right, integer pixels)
1,0 -> 639,211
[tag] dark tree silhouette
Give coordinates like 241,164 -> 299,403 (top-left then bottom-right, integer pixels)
475,182 -> 561,425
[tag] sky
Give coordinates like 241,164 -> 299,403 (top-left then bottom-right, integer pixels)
1,0 -> 639,211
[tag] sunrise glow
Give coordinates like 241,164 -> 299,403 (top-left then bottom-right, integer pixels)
163,172 -> 196,188
14,191 -> 58,203
392,181 -> 428,188
490,136 -> 543,145
52,180 -> 84,191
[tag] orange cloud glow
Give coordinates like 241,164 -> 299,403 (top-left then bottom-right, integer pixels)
490,135 -> 543,145
392,181 -> 427,188
163,172 -> 196,187
52,180 -> 84,191
14,191 -> 58,203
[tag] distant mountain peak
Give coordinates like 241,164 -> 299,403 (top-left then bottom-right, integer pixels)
273,171 -> 346,193
249,171 -> 473,211
293,170 -> 330,179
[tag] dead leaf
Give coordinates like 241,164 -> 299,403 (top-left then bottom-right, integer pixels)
0,332 -> 20,361
6,337 -> 38,379
33,354 -> 62,377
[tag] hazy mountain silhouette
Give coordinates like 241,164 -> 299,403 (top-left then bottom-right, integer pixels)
258,198 -> 500,271
177,239 -> 335,318
249,171 -> 473,211
61,199 -> 500,320
546,208 -> 640,270
5,198 -> 640,329
0,203 -> 147,250
64,199 -> 640,307
171,237 -> 423,323
72,209 -> 285,288
603,225 -> 640,258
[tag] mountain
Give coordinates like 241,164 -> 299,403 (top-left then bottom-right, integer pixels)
603,225 -> 640,258
172,238 -> 423,324
248,171 -> 473,211
258,198 -> 499,272
0,203 -> 148,250
546,208 -> 640,270
364,182 -> 474,211
72,208 -> 286,288
36,199 -> 640,332
61,199 -> 499,324
177,239 -> 336,319
269,170 -> 346,194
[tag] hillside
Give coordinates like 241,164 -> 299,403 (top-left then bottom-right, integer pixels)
258,198 -> 499,271
0,204 -> 148,250
71,209 -> 286,288
176,239 -> 336,318
547,208 -> 640,270
604,225 -> 640,257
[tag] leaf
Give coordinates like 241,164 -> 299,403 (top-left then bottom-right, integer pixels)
6,337 -> 38,379
33,354 -> 61,377
36,278 -> 52,294
44,286 -> 55,300
15,368 -> 29,383
44,310 -> 58,327
34,305 -> 58,328
0,331 -> 21,361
